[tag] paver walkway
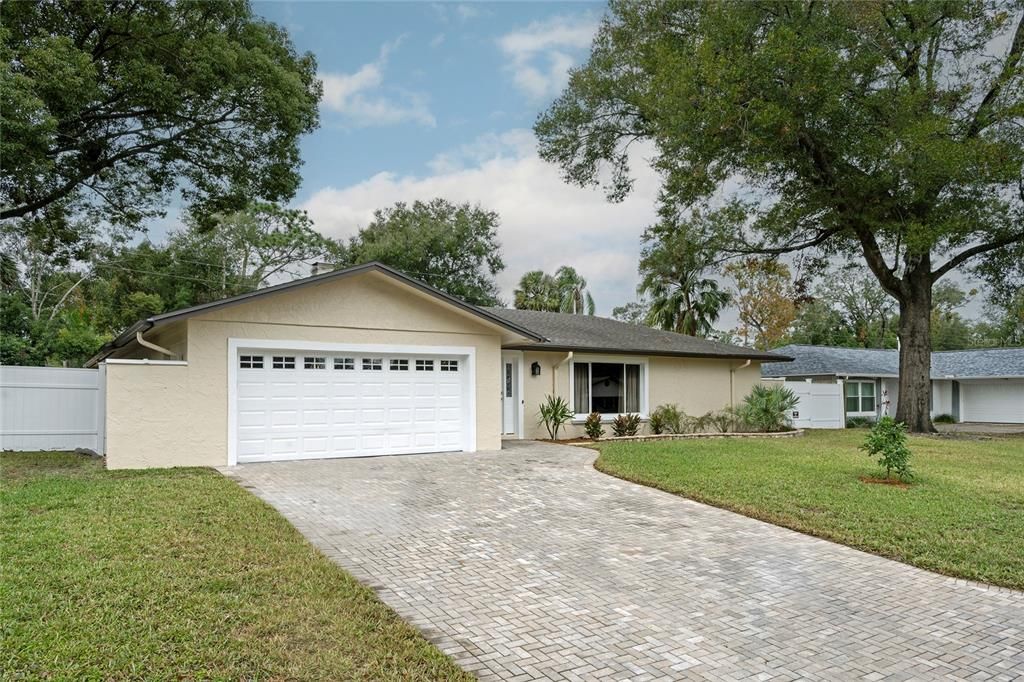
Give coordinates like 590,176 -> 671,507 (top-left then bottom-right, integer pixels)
223,441 -> 1024,681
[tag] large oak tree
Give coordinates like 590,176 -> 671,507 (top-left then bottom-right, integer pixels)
535,0 -> 1024,431
1,0 -> 321,232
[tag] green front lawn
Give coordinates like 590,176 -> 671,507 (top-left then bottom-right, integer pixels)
595,430 -> 1024,590
1,452 -> 470,681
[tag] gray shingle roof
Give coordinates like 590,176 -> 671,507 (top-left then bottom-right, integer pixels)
762,344 -> 1024,379
486,308 -> 789,361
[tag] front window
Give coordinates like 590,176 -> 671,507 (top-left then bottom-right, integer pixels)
845,381 -> 876,414
572,361 -> 642,415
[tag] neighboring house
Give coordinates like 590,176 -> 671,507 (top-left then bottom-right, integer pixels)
762,344 -> 1024,424
86,262 -> 787,469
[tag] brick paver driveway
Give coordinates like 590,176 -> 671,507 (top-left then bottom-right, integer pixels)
224,441 -> 1024,681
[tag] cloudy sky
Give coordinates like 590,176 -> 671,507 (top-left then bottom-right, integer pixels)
251,1 -> 662,316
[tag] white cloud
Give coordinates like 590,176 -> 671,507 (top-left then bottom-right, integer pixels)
429,33 -> 446,48
497,14 -> 599,99
320,38 -> 435,128
301,129 -> 661,312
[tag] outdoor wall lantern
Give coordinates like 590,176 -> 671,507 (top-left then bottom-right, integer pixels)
531,361 -> 542,376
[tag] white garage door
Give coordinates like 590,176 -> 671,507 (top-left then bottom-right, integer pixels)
234,349 -> 469,463
960,380 -> 1024,424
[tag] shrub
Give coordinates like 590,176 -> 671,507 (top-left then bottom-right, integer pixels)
691,411 -> 714,433
583,412 -> 605,439
707,407 -> 744,433
538,395 -> 573,439
649,404 -> 684,434
846,416 -> 873,428
739,384 -> 799,432
610,413 -> 641,437
933,413 -> 957,424
860,416 -> 913,481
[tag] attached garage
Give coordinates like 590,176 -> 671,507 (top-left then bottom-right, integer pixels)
232,344 -> 472,463
960,380 -> 1024,424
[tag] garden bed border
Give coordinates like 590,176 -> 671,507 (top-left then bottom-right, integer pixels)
578,429 -> 805,445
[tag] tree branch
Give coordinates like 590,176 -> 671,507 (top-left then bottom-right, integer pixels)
932,232 -> 1024,282
966,13 -> 1024,139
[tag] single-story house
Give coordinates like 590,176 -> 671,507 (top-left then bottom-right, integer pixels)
762,344 -> 1024,424
87,262 -> 788,469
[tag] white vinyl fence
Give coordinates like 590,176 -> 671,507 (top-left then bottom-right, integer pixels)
763,378 -> 845,429
0,365 -> 104,451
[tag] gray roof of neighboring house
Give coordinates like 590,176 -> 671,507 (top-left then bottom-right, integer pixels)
762,344 -> 1024,379
487,307 -> 790,361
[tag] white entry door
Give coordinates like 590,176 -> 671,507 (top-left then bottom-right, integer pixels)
501,353 -> 519,435
234,348 -> 469,463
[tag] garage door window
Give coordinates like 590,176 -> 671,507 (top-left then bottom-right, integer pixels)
272,356 -> 295,369
333,357 -> 355,370
362,358 -> 383,371
390,359 -> 409,371
416,359 -> 434,371
239,355 -> 263,369
440,360 -> 459,372
304,356 -> 326,370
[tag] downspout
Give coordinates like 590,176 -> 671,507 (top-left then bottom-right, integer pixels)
552,351 -> 573,397
136,330 -> 175,359
730,359 -> 752,407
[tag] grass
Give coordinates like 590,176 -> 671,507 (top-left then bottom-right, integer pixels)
594,430 -> 1024,591
1,452 -> 471,681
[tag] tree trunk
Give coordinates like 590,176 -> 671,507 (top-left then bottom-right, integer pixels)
894,274 -> 935,433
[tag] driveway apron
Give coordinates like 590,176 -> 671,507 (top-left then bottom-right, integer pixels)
223,440 -> 1024,681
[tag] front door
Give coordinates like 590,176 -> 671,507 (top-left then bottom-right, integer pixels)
501,354 -> 519,435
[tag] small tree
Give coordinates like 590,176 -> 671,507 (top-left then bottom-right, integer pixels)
538,395 -> 573,439
861,417 -> 913,481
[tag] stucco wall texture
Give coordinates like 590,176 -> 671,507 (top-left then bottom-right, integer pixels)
518,350 -> 762,440
103,273 -> 504,469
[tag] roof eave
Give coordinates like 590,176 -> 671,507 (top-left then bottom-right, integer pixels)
502,343 -> 790,362
85,262 -> 545,367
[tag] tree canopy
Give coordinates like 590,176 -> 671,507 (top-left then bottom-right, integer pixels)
637,207 -> 731,336
337,199 -> 505,306
513,266 -> 596,314
1,0 -> 321,233
724,258 -> 796,350
536,0 -> 1024,431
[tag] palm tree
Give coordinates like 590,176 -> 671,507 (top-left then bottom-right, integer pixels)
513,270 -> 560,311
554,266 -> 595,315
638,214 -> 730,336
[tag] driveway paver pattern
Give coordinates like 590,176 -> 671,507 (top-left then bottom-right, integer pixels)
223,441 -> 1024,681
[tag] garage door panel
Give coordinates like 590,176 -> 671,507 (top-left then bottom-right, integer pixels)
961,380 -> 1024,423
235,348 -> 468,463
302,409 -> 329,426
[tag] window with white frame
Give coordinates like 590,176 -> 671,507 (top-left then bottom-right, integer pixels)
440,359 -> 459,372
415,359 -> 434,371
333,357 -> 355,370
239,355 -> 263,369
845,380 -> 876,414
572,360 -> 643,415
362,358 -> 383,371
390,358 -> 409,371
304,356 -> 326,370
272,356 -> 295,369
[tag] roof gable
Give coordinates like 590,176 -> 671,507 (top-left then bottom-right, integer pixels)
87,263 -> 542,366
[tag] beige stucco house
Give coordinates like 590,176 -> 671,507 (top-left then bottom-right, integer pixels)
87,263 -> 787,469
